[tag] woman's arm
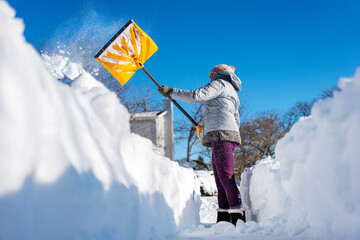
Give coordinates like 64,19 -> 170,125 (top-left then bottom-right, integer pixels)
171,80 -> 225,104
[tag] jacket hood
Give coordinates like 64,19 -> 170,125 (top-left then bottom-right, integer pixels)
211,70 -> 241,91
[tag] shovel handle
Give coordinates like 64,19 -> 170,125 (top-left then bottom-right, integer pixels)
141,66 -> 203,141
196,125 -> 204,141
141,66 -> 162,88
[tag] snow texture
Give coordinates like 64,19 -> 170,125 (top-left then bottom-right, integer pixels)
275,67 -> 360,239
240,68 -> 360,239
199,196 -> 217,225
240,157 -> 289,223
42,53 -> 83,80
0,1 -> 200,239
194,170 -> 217,196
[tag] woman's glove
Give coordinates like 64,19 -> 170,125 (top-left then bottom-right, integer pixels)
158,85 -> 173,97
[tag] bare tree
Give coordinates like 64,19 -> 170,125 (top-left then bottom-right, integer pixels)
234,111 -> 286,179
232,86 -> 342,179
282,100 -> 314,131
282,86 -> 341,131
124,81 -> 161,114
193,156 -> 210,170
174,103 -> 205,162
320,86 -> 340,99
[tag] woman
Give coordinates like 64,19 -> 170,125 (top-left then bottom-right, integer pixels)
158,64 -> 245,225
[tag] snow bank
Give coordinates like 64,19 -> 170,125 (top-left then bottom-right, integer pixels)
240,157 -> 289,223
0,1 -> 200,239
276,67 -> 360,238
241,68 -> 360,239
194,170 -> 217,196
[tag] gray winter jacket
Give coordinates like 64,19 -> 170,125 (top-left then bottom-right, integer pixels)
171,70 -> 241,146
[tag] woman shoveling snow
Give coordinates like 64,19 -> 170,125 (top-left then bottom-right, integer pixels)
158,64 -> 245,225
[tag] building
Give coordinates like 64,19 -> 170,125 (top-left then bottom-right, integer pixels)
130,99 -> 174,160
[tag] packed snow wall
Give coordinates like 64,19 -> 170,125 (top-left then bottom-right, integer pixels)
0,1 -> 200,240
241,69 -> 360,239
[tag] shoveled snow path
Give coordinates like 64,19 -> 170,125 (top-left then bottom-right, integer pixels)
172,196 -> 312,239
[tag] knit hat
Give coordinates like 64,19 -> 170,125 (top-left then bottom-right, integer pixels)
209,64 -> 235,78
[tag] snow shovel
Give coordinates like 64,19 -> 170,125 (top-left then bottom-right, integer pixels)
94,19 -> 204,140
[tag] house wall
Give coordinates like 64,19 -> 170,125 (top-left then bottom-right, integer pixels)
129,99 -> 174,160
163,99 -> 174,160
155,116 -> 166,157
131,120 -> 157,144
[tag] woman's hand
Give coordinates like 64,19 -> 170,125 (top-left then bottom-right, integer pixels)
158,85 -> 173,97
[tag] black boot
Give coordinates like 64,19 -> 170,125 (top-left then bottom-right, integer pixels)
216,210 -> 231,223
230,211 -> 246,226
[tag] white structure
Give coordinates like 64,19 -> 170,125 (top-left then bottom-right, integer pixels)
130,99 -> 174,160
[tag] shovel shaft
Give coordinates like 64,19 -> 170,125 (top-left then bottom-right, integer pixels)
141,66 -> 162,88
168,96 -> 198,126
141,67 -> 198,127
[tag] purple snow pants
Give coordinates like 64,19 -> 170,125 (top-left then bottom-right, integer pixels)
211,141 -> 241,209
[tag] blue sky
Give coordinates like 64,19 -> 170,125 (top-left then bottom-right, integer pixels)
7,0 -> 360,159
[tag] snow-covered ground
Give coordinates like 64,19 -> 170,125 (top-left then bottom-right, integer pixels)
199,196 -> 217,225
1,0 -> 360,239
178,195 -> 310,240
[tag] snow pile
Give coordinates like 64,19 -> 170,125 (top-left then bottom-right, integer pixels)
275,67 -> 360,238
240,157 -> 288,223
0,1 -> 200,239
241,68 -> 360,239
194,170 -> 217,196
